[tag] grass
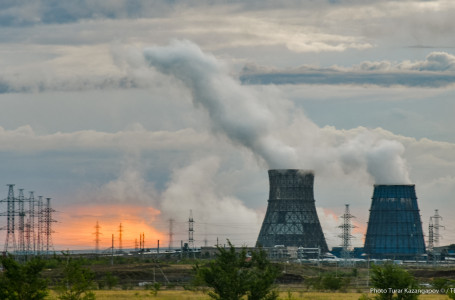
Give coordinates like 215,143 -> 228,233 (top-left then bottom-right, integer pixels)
45,290 -> 452,300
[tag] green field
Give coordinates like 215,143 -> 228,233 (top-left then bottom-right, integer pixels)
45,290 -> 452,300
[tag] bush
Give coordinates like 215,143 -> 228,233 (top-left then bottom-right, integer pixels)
370,263 -> 419,300
195,240 -> 279,300
0,255 -> 48,300
150,282 -> 161,297
56,257 -> 96,300
103,272 -> 118,290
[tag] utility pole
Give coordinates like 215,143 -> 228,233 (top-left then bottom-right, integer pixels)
189,210 -> 194,251
111,234 -> 114,265
168,218 -> 174,250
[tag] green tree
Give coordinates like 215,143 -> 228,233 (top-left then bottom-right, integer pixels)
195,241 -> 278,300
247,248 -> 279,300
370,263 -> 419,300
103,272 -> 118,290
150,282 -> 161,297
56,257 -> 96,300
0,255 -> 48,300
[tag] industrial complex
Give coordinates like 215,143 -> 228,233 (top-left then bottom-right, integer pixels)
0,169 -> 451,264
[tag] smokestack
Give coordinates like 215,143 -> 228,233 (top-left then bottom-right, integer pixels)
364,185 -> 426,259
256,169 -> 328,252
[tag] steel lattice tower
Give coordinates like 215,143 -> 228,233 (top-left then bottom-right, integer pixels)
3,184 -> 17,253
27,191 -> 36,255
339,204 -> 356,265
118,223 -> 123,251
94,221 -> 101,254
432,209 -> 444,247
44,198 -> 56,255
257,170 -> 328,251
36,196 -> 44,254
188,210 -> 194,250
17,188 -> 26,254
428,217 -> 434,253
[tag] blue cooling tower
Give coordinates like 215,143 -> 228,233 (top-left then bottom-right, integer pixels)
364,185 -> 426,259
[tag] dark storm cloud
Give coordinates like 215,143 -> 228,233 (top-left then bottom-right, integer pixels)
240,52 -> 455,88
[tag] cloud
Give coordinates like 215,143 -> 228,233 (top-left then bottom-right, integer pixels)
0,125 -> 208,152
241,52 -> 455,87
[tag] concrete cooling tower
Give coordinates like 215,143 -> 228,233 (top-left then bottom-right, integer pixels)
256,169 -> 328,252
364,185 -> 426,259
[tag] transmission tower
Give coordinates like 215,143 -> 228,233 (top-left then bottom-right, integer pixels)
118,223 -> 123,252
43,198 -> 56,255
27,191 -> 36,255
36,196 -> 44,254
3,184 -> 17,253
17,188 -> 26,255
432,209 -> 444,247
168,218 -> 174,250
338,204 -> 356,266
188,210 -> 194,250
428,217 -> 434,253
94,221 -> 101,254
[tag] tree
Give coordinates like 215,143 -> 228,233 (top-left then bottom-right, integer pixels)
103,272 -> 118,290
0,255 -> 48,300
56,257 -> 96,300
247,249 -> 279,300
195,241 -> 278,300
370,263 -> 419,300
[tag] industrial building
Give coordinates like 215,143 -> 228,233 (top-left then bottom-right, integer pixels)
364,185 -> 426,259
256,169 -> 328,252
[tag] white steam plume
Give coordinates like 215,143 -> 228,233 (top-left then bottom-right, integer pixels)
143,40 -> 411,184
144,40 -> 297,169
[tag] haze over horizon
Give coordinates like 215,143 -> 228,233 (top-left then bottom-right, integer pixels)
0,0 -> 454,251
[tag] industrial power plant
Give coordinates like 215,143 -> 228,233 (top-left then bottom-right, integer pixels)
255,169 -> 436,262
0,169 -> 448,264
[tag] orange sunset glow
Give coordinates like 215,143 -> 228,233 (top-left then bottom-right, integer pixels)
53,203 -> 165,250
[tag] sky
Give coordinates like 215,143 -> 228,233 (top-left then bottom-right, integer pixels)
0,0 -> 454,251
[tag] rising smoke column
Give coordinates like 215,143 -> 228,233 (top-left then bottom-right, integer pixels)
144,40 -> 297,169
143,40 -> 411,184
